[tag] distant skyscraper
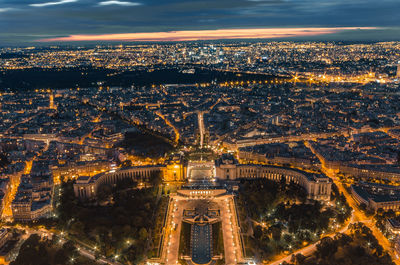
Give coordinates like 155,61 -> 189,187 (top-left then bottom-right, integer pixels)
397,62 -> 400,79
49,93 -> 55,110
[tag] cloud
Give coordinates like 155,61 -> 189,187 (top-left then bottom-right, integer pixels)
37,27 -> 378,42
30,0 -> 78,7
0,0 -> 398,44
0,8 -> 16,12
98,1 -> 141,6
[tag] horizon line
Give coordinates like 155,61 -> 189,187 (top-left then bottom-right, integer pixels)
37,27 -> 379,42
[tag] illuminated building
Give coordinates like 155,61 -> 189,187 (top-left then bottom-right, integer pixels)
386,217 -> 400,236
351,182 -> 400,212
74,166 -> 164,200
163,163 -> 185,182
397,63 -> 400,79
0,228 -> 10,248
49,93 -> 55,110
11,176 -> 53,222
0,178 -> 10,218
75,154 -> 331,201
11,161 -> 53,222
340,164 -> 400,182
51,160 -> 111,184
163,154 -> 186,182
216,155 -> 332,201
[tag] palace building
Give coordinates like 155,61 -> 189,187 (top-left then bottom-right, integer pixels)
74,154 -> 332,201
74,165 -> 164,200
215,154 -> 331,201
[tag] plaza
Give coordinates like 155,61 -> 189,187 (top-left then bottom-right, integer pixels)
161,186 -> 244,265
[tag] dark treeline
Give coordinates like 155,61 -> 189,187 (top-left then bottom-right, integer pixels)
57,178 -> 161,264
285,223 -> 394,265
0,67 -> 286,90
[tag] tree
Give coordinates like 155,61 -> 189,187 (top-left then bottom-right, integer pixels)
290,253 -> 307,265
333,233 -> 352,247
10,235 -> 50,265
0,151 -> 9,169
70,221 -> 85,236
279,175 -> 286,191
54,249 -> 68,265
270,225 -> 282,241
283,233 -> 293,245
62,240 -> 77,256
97,183 -> 112,201
149,171 -> 162,187
316,237 -> 337,259
254,225 -> 263,240
54,241 -> 77,265
139,227 -> 148,241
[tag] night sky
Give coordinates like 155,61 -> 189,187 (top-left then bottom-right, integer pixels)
0,0 -> 399,45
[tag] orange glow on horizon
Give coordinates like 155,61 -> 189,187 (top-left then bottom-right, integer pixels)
37,27 -> 378,42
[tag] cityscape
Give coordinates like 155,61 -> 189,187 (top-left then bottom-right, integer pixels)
0,41 -> 399,265
1,0 -> 400,265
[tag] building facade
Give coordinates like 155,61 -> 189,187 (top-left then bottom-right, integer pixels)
340,164 -> 400,182
74,155 -> 332,201
216,155 -> 331,201
351,182 -> 400,211
0,178 -> 10,218
385,218 -> 400,236
74,165 -> 164,200
12,161 -> 53,222
397,63 -> 400,79
0,228 -> 11,249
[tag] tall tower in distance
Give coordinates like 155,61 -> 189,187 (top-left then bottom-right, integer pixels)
49,93 -> 55,110
397,62 -> 400,79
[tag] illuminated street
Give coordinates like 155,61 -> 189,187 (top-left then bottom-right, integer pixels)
217,196 -> 244,265
163,197 -> 184,264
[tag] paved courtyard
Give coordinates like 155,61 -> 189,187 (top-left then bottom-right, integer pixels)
161,190 -> 244,265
